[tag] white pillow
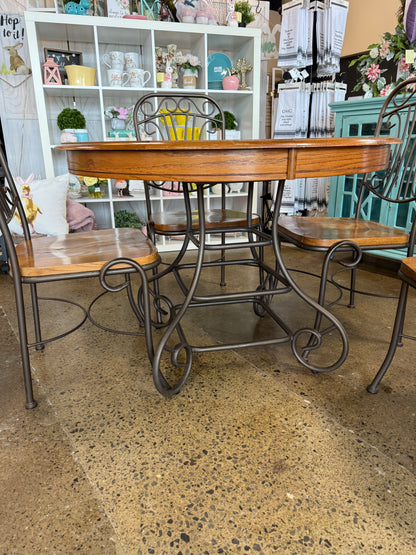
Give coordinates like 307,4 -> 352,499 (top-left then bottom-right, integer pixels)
9,174 -> 69,236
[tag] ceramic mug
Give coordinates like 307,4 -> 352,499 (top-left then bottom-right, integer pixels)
129,68 -> 151,88
107,68 -> 130,87
102,51 -> 124,70
124,52 -> 140,69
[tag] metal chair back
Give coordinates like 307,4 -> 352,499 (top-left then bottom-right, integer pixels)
357,77 -> 416,255
133,92 -> 225,143
362,77 -> 416,205
0,146 -> 32,273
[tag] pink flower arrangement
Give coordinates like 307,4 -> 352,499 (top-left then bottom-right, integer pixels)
178,53 -> 202,72
116,107 -> 129,119
366,64 -> 381,82
104,106 -> 130,120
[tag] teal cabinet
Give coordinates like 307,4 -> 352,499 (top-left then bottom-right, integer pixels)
328,98 -> 416,260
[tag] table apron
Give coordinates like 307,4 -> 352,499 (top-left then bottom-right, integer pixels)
63,145 -> 391,182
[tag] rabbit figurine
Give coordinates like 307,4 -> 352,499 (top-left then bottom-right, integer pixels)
13,175 -> 43,233
3,42 -> 31,75
161,61 -> 173,89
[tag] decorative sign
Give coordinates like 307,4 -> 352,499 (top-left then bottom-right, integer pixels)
105,0 -> 132,18
0,14 -> 32,87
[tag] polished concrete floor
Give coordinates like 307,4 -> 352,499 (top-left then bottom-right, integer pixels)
0,245 -> 415,554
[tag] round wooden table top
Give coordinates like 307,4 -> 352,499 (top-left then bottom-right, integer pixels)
57,137 -> 400,183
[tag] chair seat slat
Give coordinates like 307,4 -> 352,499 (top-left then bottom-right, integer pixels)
400,256 -> 416,281
152,209 -> 259,232
15,228 -> 158,277
278,216 -> 409,248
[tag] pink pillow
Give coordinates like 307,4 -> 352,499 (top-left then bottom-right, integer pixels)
405,0 -> 416,43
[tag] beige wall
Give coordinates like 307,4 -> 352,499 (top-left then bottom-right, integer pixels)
281,0 -> 401,57
342,0 -> 401,55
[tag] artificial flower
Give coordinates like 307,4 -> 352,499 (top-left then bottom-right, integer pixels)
178,53 -> 202,72
78,176 -> 108,198
379,41 -> 391,59
83,176 -> 98,186
104,106 -> 131,120
398,56 -> 411,73
380,84 -> 393,96
366,64 -> 381,82
350,2 -> 416,98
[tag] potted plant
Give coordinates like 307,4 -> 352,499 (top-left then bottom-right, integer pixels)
78,176 -> 108,198
212,110 -> 240,140
234,1 -> 255,27
57,107 -> 88,142
114,209 -> 145,229
178,53 -> 202,89
104,106 -> 130,131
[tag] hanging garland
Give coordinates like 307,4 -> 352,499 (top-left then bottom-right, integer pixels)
350,0 -> 416,97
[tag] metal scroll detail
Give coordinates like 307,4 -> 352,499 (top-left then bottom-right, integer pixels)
273,181 -> 350,373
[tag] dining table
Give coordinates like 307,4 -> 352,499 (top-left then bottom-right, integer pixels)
58,137 -> 400,396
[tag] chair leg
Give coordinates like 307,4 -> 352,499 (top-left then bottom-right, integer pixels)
220,232 -> 226,287
303,247 -> 334,354
348,267 -> 357,308
14,283 -> 37,409
367,280 -> 409,394
30,283 -> 45,351
125,273 -> 145,327
99,258 -> 156,363
145,224 -> 165,325
303,241 -> 361,358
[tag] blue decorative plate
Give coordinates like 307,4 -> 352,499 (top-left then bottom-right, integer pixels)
207,52 -> 232,89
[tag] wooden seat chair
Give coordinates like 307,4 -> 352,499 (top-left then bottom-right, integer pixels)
0,146 -> 159,409
367,253 -> 416,393
133,92 -> 260,287
277,77 -> 416,314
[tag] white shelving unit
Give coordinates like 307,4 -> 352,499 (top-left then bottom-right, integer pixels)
24,12 -> 262,251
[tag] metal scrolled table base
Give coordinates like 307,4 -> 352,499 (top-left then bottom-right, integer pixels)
150,181 -> 349,396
